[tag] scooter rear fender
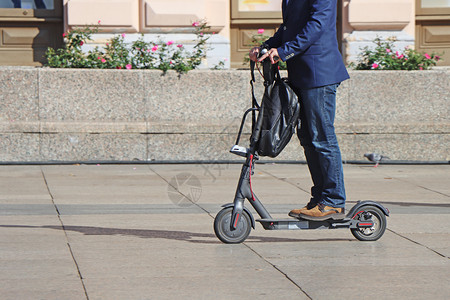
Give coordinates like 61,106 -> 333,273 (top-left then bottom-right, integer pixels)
222,203 -> 256,229
346,200 -> 390,218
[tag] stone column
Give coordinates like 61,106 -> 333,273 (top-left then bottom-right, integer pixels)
342,0 -> 415,64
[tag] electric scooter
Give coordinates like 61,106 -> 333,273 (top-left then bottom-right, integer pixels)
213,53 -> 389,244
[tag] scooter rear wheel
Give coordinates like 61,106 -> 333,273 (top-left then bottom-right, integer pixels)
351,205 -> 386,241
214,207 -> 252,244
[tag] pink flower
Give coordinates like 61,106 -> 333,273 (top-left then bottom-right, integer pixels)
101,58 -> 106,63
177,44 -> 183,48
258,28 -> 265,34
419,67 -> 424,70
98,20 -> 101,24
386,48 -> 391,53
80,41 -> 84,46
122,33 -> 126,38
167,41 -> 174,46
435,55 -> 441,61
372,63 -> 379,69
126,64 -> 132,70
97,57 -> 101,60
152,45 -> 158,52
192,22 -> 200,27
62,32 -> 67,37
424,53 -> 431,59
147,49 -> 151,52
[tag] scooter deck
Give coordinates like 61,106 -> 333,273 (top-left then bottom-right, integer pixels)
256,218 -> 362,230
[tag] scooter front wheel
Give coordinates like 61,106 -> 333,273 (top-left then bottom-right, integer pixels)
214,207 -> 252,244
351,205 -> 387,241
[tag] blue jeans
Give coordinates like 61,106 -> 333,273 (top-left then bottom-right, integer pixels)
294,83 -> 346,208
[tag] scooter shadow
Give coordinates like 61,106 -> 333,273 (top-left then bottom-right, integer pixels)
1,224 -> 353,244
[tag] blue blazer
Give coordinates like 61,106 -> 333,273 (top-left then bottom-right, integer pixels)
265,0 -> 349,89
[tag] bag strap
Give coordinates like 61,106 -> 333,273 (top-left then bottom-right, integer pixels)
250,60 -> 256,83
250,60 -> 260,110
250,61 -> 260,132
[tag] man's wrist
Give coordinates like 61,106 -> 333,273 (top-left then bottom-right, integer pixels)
276,47 -> 287,62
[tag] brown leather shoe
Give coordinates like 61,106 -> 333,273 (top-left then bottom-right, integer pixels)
288,202 -> 317,218
299,203 -> 345,221
288,206 -> 309,217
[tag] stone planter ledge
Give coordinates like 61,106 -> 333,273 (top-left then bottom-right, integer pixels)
0,67 -> 448,162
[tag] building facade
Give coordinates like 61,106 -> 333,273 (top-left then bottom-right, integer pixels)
0,0 -> 449,67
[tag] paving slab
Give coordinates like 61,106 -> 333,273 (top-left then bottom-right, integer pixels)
0,216 -> 86,300
0,166 -> 51,202
41,165 -> 169,205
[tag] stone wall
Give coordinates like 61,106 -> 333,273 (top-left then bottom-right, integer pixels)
0,67 -> 449,163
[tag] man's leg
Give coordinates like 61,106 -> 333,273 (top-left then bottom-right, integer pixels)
291,97 -> 323,213
12,0 -> 21,8
34,0 -> 46,9
292,84 -> 346,220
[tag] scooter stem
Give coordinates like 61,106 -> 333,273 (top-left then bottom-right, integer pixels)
231,154 -> 271,229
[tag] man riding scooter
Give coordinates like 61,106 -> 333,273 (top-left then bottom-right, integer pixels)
249,0 -> 349,221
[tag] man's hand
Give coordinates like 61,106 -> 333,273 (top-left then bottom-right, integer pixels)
258,48 -> 281,64
249,46 -> 260,62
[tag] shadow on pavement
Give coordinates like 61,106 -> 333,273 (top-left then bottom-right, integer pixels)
1,224 -> 354,244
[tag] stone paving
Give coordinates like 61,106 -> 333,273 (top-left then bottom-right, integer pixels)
0,163 -> 449,299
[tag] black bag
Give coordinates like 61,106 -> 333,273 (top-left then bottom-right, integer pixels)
250,61 -> 300,158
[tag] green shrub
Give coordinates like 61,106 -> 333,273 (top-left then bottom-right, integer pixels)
46,20 -> 215,74
350,36 -> 441,70
46,25 -> 99,68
